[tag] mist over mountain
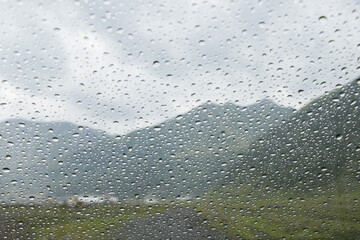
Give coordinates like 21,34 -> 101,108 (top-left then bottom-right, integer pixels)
0,99 -> 294,201
0,120 -> 108,201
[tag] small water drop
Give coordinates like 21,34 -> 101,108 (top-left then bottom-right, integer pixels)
318,16 -> 327,22
153,61 -> 160,67
336,134 -> 343,140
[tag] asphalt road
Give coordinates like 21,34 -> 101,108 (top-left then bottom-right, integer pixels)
117,206 -> 237,240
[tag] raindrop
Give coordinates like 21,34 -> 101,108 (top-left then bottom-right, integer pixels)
153,61 -> 160,67
336,134 -> 343,140
319,16 -> 327,22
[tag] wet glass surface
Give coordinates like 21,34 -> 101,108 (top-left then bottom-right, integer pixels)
0,0 -> 359,239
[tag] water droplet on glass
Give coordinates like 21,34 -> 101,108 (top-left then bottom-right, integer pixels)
153,61 -> 160,67
319,16 -> 327,22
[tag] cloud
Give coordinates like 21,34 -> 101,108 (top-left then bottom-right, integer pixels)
0,0 -> 359,134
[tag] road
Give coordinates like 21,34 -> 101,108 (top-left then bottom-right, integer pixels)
117,206 -> 237,240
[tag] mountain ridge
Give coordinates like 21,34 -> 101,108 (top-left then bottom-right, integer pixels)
0,98 -> 294,201
223,77 -> 360,190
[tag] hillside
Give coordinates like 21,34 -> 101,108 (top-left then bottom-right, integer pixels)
0,100 -> 294,201
0,120 -> 109,201
64,99 -> 294,199
224,77 -> 360,190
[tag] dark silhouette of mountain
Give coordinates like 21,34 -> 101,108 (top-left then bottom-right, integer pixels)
0,99 -> 294,201
224,77 -> 360,191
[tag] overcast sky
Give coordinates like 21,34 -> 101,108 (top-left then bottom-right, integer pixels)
0,0 -> 359,134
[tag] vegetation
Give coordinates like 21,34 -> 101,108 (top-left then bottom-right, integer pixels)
190,183 -> 360,239
3,184 -> 360,240
189,77 -> 360,239
0,202 -> 167,239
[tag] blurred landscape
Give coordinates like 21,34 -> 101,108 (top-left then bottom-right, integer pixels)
1,77 -> 359,239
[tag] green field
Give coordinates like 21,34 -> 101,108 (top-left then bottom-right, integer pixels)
0,202 -> 167,239
190,183 -> 360,239
2,184 -> 360,239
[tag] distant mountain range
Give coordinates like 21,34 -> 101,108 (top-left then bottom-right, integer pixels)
0,120 -> 108,201
1,77 -> 359,203
0,98 -> 294,201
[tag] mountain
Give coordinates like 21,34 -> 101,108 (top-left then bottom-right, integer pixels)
0,120 -> 109,201
68,99 -> 294,199
0,99 -> 294,201
224,77 -> 360,191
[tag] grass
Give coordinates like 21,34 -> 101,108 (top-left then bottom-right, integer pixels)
188,183 -> 360,239
2,183 -> 360,239
0,202 -> 167,239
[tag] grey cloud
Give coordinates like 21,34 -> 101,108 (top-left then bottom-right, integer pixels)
0,0 -> 359,134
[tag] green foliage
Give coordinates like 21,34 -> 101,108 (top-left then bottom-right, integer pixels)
192,183 -> 360,239
1,203 -> 167,239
